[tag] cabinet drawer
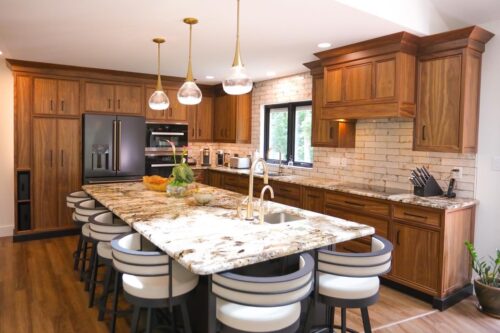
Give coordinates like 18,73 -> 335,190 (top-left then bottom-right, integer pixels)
302,187 -> 324,213
336,239 -> 371,253
393,205 -> 441,228
325,205 -> 387,244
325,192 -> 390,216
224,174 -> 247,188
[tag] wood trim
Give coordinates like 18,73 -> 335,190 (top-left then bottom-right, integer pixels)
419,26 -> 494,54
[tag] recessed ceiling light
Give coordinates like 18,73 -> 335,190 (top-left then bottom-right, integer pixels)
205,75 -> 215,79
317,42 -> 331,48
0,51 -> 3,55
266,71 -> 276,77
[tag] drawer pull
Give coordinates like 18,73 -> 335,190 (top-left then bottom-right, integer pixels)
308,194 -> 320,199
344,200 -> 365,207
396,230 -> 401,245
403,212 -> 427,220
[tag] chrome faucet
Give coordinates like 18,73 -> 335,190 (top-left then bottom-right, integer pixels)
244,158 -> 270,221
259,185 -> 274,224
267,148 -> 284,175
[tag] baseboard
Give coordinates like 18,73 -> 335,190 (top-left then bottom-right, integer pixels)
13,227 -> 80,242
0,225 -> 14,238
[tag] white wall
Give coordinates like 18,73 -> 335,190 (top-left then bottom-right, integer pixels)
475,19 -> 500,257
0,58 -> 15,237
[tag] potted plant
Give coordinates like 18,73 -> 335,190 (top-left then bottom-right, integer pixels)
167,146 -> 194,197
465,241 -> 500,318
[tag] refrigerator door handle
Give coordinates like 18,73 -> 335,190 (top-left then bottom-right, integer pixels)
117,120 -> 122,171
112,120 -> 117,171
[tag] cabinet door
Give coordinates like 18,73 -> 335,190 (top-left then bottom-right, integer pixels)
344,63 -> 372,101
57,119 -> 81,227
85,82 -> 115,112
58,79 -> 80,116
208,171 -> 224,188
415,55 -> 462,151
213,95 -> 227,141
301,187 -> 324,213
324,67 -> 342,104
375,58 -> 396,99
32,118 -> 58,230
166,89 -> 187,121
224,95 -> 237,141
235,93 -> 251,143
33,78 -> 58,115
392,223 -> 440,292
312,77 -> 333,146
115,84 -> 143,114
145,87 -> 168,120
187,106 -> 197,142
197,96 -> 213,141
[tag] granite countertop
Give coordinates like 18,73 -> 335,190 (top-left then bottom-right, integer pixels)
199,166 -> 477,210
82,182 -> 375,275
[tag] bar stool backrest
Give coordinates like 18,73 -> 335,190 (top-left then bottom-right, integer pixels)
66,191 -> 90,208
212,253 -> 314,307
89,211 -> 131,242
317,235 -> 393,278
74,199 -> 107,223
111,233 -> 169,276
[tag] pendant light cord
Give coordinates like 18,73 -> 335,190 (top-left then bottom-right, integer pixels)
186,23 -> 194,81
156,42 -> 163,91
232,0 -> 242,67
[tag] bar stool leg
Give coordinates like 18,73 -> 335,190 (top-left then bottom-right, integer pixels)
341,307 -> 347,333
98,264 -> 113,321
330,306 -> 335,333
361,307 -> 372,333
181,301 -> 192,333
145,307 -> 153,333
80,239 -> 89,281
73,234 -> 83,271
110,272 -> 121,333
88,250 -> 99,307
130,306 -> 140,333
85,241 -> 96,292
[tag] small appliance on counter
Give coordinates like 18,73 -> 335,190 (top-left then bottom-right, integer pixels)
216,150 -> 224,166
229,156 -> 251,169
408,166 -> 443,197
201,148 -> 211,166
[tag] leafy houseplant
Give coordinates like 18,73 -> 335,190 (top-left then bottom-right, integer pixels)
167,146 -> 194,197
465,241 -> 500,318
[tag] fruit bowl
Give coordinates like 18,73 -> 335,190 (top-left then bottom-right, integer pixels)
143,175 -> 171,192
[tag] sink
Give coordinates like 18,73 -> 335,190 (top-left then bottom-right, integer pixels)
263,212 -> 304,224
256,171 -> 285,177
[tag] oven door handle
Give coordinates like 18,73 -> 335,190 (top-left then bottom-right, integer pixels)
151,132 -> 185,136
150,163 -> 178,168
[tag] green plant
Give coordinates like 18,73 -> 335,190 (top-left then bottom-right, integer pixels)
170,146 -> 194,187
465,241 -> 500,287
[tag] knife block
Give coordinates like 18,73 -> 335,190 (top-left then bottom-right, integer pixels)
413,175 -> 443,197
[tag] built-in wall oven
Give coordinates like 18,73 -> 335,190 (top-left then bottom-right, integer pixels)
145,154 -> 183,178
146,123 -> 188,153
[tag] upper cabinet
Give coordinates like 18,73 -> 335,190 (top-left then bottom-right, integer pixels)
213,88 -> 251,144
145,86 -> 187,122
85,82 -> 143,115
34,77 -> 80,116
313,32 -> 419,120
188,96 -> 214,142
414,26 -> 494,153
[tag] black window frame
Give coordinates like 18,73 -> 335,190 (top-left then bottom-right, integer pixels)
264,101 -> 313,168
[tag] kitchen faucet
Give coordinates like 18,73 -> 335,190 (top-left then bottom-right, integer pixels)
267,148 -> 284,175
259,185 -> 274,224
243,158 -> 270,221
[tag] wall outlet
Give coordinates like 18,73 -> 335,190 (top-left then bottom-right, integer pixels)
451,167 -> 462,179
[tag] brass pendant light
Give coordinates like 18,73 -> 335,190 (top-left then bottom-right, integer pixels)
148,37 -> 170,110
223,0 -> 253,95
177,18 -> 202,105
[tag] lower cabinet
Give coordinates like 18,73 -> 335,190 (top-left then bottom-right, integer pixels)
270,181 -> 301,207
33,118 -> 80,230
391,222 -> 440,293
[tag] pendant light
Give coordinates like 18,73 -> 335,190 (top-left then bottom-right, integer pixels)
148,38 -> 170,110
222,0 -> 253,95
178,18 -> 202,105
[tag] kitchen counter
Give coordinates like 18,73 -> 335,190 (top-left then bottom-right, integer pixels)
82,182 -> 374,275
200,166 -> 477,210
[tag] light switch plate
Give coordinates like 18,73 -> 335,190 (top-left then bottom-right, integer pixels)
492,156 -> 500,171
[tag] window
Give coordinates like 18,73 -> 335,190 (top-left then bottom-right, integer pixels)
264,101 -> 313,167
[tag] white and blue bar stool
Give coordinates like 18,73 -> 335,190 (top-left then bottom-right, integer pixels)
66,191 -> 90,271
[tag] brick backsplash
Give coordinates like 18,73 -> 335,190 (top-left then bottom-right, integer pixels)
189,73 -> 476,198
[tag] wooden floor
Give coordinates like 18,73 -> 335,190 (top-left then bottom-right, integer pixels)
0,236 -> 499,333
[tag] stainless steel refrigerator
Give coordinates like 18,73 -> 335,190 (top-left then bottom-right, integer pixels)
83,114 -> 145,184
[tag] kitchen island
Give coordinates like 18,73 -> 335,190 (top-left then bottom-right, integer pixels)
82,181 -> 374,332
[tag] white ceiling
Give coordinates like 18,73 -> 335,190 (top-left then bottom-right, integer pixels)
0,0 -> 498,84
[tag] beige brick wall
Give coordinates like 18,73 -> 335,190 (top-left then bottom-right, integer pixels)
190,73 -> 476,198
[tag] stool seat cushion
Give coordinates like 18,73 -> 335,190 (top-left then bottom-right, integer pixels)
97,241 -> 112,260
81,223 -> 91,237
216,298 -> 300,332
319,273 -> 379,300
122,261 -> 198,300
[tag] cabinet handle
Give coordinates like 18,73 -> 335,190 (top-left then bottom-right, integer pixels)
199,128 -> 201,137
192,128 -> 195,137
117,99 -> 121,109
344,200 -> 365,207
61,100 -> 65,112
308,194 -> 320,199
108,99 -> 112,109
422,125 -> 426,141
161,109 -> 165,116
403,211 -> 427,220
396,230 -> 401,245
50,100 -> 54,111
220,129 -> 224,137
61,150 -> 64,167
170,108 -> 173,117
329,127 -> 334,139
50,150 -> 53,167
